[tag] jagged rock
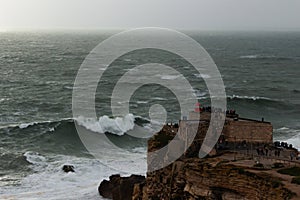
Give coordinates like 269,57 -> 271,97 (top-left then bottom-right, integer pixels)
144,159 -> 295,200
132,181 -> 147,200
62,165 -> 75,173
98,174 -> 145,200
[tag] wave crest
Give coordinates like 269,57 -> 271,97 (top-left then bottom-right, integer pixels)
24,151 -> 47,165
19,122 -> 39,129
227,95 -> 272,101
239,54 -> 294,61
75,114 -> 135,136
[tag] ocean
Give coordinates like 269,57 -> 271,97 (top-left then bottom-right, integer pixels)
0,30 -> 299,199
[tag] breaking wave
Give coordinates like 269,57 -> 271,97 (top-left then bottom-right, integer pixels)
274,127 -> 300,150
75,114 -> 135,136
2,114 -> 138,137
285,134 -> 300,150
24,151 -> 47,166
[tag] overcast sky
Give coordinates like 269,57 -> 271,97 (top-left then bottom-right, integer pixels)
0,0 -> 300,31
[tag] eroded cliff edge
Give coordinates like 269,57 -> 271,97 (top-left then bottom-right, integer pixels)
134,157 -> 295,200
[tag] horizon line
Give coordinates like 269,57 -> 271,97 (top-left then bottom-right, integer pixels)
1,27 -> 300,33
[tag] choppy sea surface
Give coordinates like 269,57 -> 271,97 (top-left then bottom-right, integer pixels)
0,30 -> 299,199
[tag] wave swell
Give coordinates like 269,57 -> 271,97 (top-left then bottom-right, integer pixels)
239,54 -> 295,60
75,114 -> 135,136
227,95 -> 272,101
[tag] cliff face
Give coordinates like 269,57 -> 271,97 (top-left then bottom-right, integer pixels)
100,117 -> 297,200
137,158 -> 294,200
133,121 -> 295,200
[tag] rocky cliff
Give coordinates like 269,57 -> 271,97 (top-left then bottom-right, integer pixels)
99,120 -> 298,200
134,157 -> 294,200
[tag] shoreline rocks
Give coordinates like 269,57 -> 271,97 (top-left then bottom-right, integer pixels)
62,165 -> 75,173
98,174 -> 145,200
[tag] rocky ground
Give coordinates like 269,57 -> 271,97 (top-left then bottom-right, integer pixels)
99,152 -> 300,200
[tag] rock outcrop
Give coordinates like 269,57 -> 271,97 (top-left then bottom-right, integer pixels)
103,160 -> 295,200
62,165 -> 75,173
142,158 -> 294,200
98,174 -> 145,200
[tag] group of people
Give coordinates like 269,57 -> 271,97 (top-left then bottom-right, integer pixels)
274,150 -> 281,157
198,106 -> 212,112
274,141 -> 294,149
256,145 -> 282,157
255,145 -> 299,161
194,103 -> 231,114
256,147 -> 271,156
226,109 -> 236,115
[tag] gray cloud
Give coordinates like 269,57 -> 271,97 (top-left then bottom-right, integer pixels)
0,0 -> 299,30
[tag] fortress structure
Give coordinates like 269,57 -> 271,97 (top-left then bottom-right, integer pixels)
184,109 -> 273,151
149,108 -> 273,160
99,106 -> 300,200
147,105 -> 299,169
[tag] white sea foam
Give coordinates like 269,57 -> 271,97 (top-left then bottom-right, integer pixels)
227,95 -> 271,101
274,127 -> 300,136
160,75 -> 182,80
285,134 -> 300,150
137,101 -> 148,104
24,151 -> 47,166
0,98 -> 9,102
132,147 -> 147,153
151,97 -> 167,101
277,127 -> 290,131
239,54 -> 276,59
19,122 -> 37,129
193,90 -> 207,98
45,81 -> 59,85
1,150 -> 147,200
240,55 -> 259,59
3,118 -> 72,130
76,114 -> 135,136
17,118 -> 72,129
0,155 -> 121,199
194,73 -> 211,79
64,86 -> 73,90
274,127 -> 300,150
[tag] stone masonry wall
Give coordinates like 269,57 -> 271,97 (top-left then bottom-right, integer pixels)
223,120 -> 273,143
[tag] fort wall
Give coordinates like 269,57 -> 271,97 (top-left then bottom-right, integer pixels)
178,119 -> 273,145
223,120 -> 273,144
